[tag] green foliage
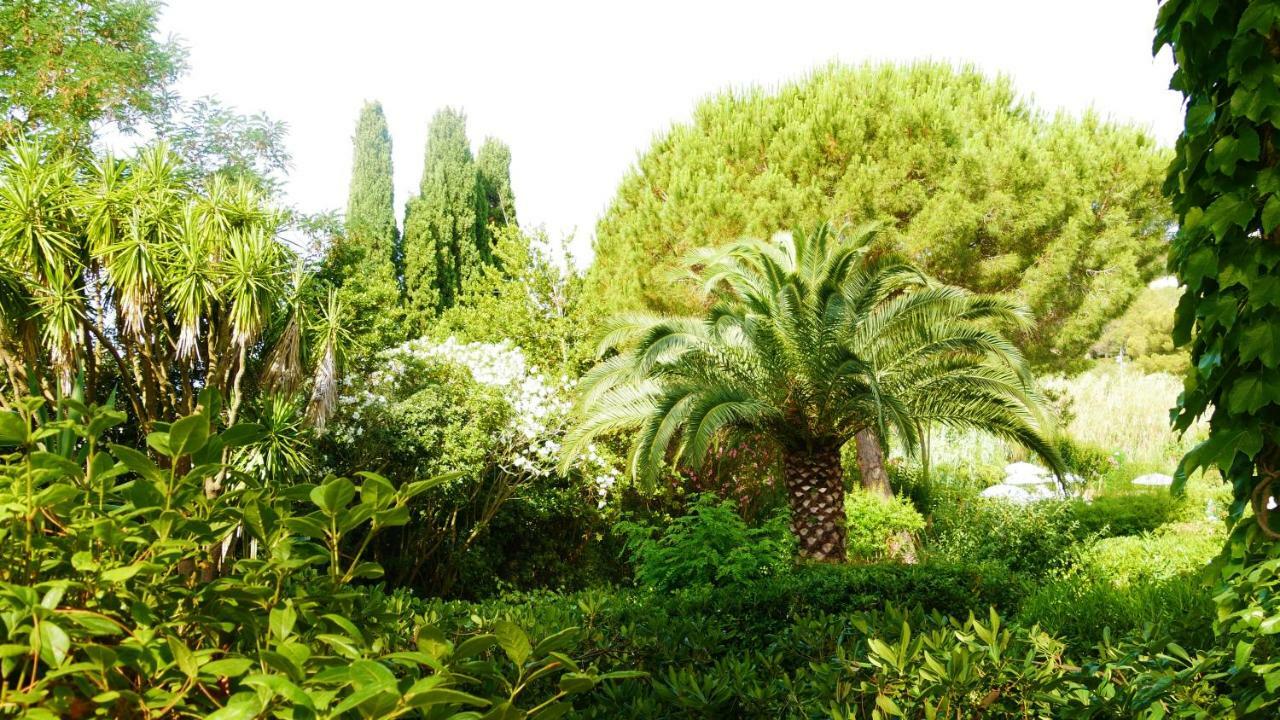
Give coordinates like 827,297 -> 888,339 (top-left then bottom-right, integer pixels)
1156,0 -> 1280,516
0,140 -> 337,430
0,0 -> 183,150
157,96 -> 292,192
476,137 -> 517,250
1053,435 -> 1116,484
403,108 -> 481,325
928,492 -> 1080,576
618,494 -> 793,592
588,61 -> 1172,365
320,356 -> 510,591
422,565 -> 1232,718
843,489 -> 925,562
1074,525 -> 1223,587
1094,283 -> 1188,375
434,227 -> 600,375
0,394 -> 621,717
328,101 -> 405,360
1017,574 -> 1216,654
1154,4 -> 1280,710
566,223 -> 1060,560
1069,492 -> 1184,539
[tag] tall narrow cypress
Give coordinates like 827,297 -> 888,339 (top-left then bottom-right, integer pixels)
402,108 -> 478,327
331,101 -> 404,358
476,137 -> 517,258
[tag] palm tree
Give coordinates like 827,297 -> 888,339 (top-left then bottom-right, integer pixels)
563,224 -> 1061,562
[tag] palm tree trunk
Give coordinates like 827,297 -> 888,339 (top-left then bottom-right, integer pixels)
854,427 -> 918,563
781,444 -> 847,562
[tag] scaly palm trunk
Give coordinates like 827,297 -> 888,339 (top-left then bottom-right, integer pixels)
854,428 -> 918,563
782,444 -> 847,562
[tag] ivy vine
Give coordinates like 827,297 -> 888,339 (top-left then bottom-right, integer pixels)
1158,0 -> 1280,539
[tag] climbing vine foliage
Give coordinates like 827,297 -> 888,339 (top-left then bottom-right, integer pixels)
1160,0 -> 1280,538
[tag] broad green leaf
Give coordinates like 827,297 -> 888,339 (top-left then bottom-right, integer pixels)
219,423 -> 266,447
557,672 -> 596,694
108,444 -> 162,482
36,622 -> 70,666
169,413 -> 210,457
1265,194 -> 1280,235
203,658 -> 254,678
494,620 -> 531,667
310,477 -> 355,515
0,411 -> 29,446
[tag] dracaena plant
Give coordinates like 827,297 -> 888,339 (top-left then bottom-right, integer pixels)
0,391 -> 638,718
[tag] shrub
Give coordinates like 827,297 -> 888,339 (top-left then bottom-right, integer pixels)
927,489 -> 1080,575
0,395 -> 626,717
1074,525 -> 1223,586
1017,574 -> 1215,652
618,493 -> 794,592
1054,435 -> 1116,483
844,488 -> 925,561
1069,492 -> 1184,538
322,336 -> 620,595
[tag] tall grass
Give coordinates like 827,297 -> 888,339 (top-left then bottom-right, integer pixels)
1042,363 -> 1206,470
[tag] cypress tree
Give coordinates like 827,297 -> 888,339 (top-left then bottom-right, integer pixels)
330,101 -> 404,358
476,138 -> 517,256
403,108 -> 480,326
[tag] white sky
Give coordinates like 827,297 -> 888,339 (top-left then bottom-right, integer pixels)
155,0 -> 1183,262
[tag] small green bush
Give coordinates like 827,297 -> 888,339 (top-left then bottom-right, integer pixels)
927,490 -> 1080,575
1069,492 -> 1184,538
844,488 -> 925,561
618,493 -> 794,592
1074,525 -> 1223,586
1017,574 -> 1215,652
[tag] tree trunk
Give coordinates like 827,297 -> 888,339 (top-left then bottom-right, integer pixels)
855,427 -> 891,498
781,444 -> 847,562
854,427 -> 918,563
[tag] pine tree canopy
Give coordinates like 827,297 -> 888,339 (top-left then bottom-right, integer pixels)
587,62 -> 1173,366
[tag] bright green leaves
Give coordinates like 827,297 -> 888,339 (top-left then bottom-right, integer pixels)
1240,322 -> 1280,368
1202,193 -> 1255,239
1182,247 -> 1219,291
0,393 -> 623,718
1263,195 -> 1280,235
495,620 -> 532,667
0,411 -> 28,446
310,476 -> 356,515
1209,128 -> 1260,175
168,412 -> 210,457
1159,0 -> 1280,518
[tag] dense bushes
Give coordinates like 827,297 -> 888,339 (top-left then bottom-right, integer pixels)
419,561 -> 1222,718
843,488 -> 925,561
927,491 -> 1081,575
618,493 -> 793,592
0,396 -> 628,717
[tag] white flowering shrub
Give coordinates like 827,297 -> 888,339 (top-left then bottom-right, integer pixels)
333,336 -> 620,504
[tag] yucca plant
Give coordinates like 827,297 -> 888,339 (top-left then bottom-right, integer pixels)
564,224 -> 1061,562
0,139 -> 343,439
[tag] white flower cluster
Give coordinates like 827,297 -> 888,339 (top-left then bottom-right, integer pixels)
335,336 -> 619,504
